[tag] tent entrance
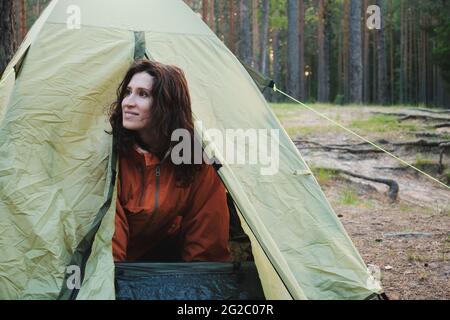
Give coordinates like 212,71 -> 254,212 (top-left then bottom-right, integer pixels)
112,186 -> 264,300
115,261 -> 265,300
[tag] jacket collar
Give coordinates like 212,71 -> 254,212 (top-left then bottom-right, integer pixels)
131,144 -> 172,167
132,144 -> 161,167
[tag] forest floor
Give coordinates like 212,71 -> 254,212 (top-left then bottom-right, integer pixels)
272,103 -> 450,300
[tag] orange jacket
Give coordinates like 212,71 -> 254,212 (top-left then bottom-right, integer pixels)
112,145 -> 231,262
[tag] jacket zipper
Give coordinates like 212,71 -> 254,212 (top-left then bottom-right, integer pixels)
153,164 -> 160,216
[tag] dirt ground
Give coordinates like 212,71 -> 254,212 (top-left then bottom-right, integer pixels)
274,104 -> 450,300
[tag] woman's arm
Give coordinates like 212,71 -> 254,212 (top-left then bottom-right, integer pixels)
112,178 -> 129,262
180,165 -> 231,262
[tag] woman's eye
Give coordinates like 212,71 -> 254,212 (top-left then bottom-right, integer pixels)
139,91 -> 149,97
125,90 -> 131,96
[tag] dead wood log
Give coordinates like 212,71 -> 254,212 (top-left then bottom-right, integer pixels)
296,139 -> 371,148
398,114 -> 450,122
383,232 -> 433,238
317,167 -> 399,201
391,139 -> 450,148
415,132 -> 444,139
374,166 -> 409,171
294,140 -> 389,154
434,123 -> 450,129
412,108 -> 450,114
296,138 -> 448,155
371,111 -> 449,122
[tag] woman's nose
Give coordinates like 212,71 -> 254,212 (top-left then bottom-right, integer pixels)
123,94 -> 137,107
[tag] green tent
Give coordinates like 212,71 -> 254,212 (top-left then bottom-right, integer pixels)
0,0 -> 383,300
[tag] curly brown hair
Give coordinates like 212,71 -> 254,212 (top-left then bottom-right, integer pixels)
108,59 -> 203,187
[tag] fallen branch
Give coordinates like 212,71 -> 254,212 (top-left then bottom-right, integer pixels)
415,132 -> 445,139
412,108 -> 450,114
434,123 -> 450,129
294,140 -> 389,154
391,139 -> 450,148
371,111 -> 449,122
317,167 -> 399,201
383,232 -> 433,238
399,114 -> 450,122
296,139 -> 371,148
374,166 -> 409,171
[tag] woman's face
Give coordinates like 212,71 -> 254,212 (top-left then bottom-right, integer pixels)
122,72 -> 154,132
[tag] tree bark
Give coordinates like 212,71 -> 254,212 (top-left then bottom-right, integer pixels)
251,0 -> 259,68
272,28 -> 283,101
376,0 -> 388,105
400,1 -> 405,103
388,0 -> 394,104
209,0 -> 215,32
20,0 -> 26,41
259,0 -> 269,75
343,0 -> 350,103
363,0 -> 370,103
349,0 -> 363,103
0,0 -> 17,75
317,0 -> 328,102
287,0 -> 300,98
202,0 -> 208,24
229,0 -> 236,53
298,0 -> 306,101
238,0 -> 252,65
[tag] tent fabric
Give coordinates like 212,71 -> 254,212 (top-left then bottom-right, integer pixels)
0,0 -> 383,300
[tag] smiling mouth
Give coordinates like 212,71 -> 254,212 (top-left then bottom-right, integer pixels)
124,111 -> 139,116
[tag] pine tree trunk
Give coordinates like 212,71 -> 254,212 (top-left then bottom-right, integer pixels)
400,1 -> 405,104
418,14 -> 426,105
298,0 -> 305,101
338,28 -> 343,99
317,0 -> 329,102
412,5 -> 417,104
349,0 -> 363,103
406,3 -> 411,104
217,0 -> 224,39
272,28 -> 283,101
229,0 -> 236,53
251,0 -> 259,68
372,30 -> 377,102
363,0 -> 370,103
388,0 -> 394,104
259,0 -> 269,75
376,0 -> 387,105
202,0 -> 208,24
0,0 -> 17,75
324,5 -> 332,102
20,0 -> 26,40
343,0 -> 350,103
209,0 -> 215,32
287,0 -> 300,98
239,0 -> 252,65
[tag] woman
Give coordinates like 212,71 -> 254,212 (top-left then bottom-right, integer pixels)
109,60 -> 231,262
